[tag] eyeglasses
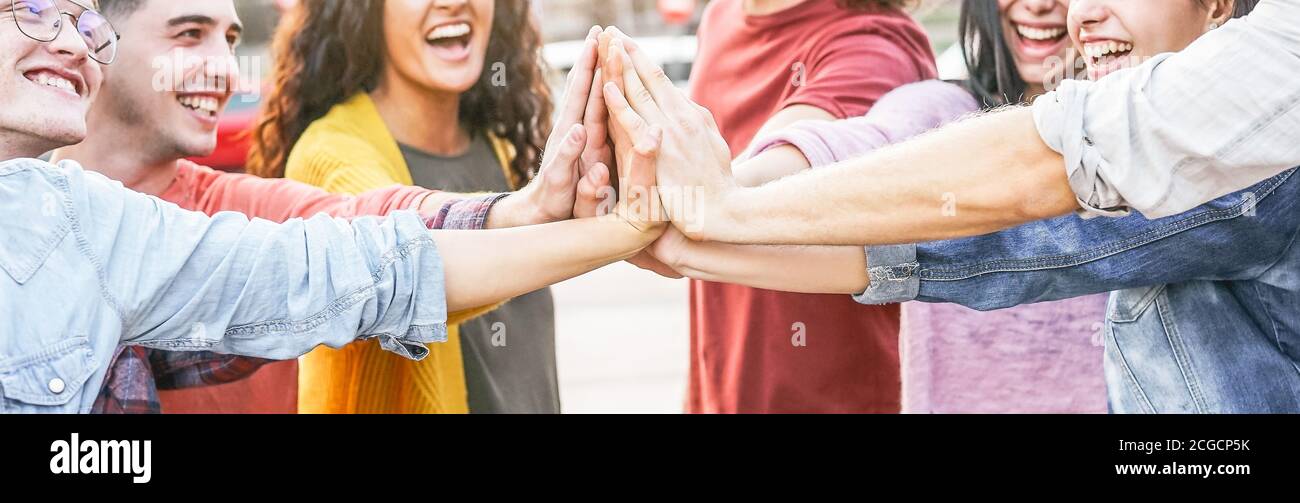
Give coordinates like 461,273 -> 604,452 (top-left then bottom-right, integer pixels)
6,0 -> 120,64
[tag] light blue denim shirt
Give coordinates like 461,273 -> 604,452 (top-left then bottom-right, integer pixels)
858,169 -> 1300,413
1032,0 -> 1300,219
0,158 -> 448,413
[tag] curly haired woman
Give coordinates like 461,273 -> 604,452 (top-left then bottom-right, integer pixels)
249,0 -> 567,414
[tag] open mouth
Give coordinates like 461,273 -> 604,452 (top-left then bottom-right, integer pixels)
425,22 -> 473,61
23,69 -> 82,99
1082,40 -> 1135,79
176,93 -> 222,120
1013,22 -> 1069,56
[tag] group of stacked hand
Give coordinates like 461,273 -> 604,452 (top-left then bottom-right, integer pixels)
514,26 -> 738,278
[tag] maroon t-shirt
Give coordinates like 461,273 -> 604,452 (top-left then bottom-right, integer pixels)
687,0 -> 936,413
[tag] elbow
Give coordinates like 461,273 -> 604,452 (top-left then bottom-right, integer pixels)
1012,159 -> 1079,225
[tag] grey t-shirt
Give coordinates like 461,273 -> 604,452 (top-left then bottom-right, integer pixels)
401,135 -> 559,414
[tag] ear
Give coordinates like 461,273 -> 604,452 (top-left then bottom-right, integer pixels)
1207,0 -> 1235,28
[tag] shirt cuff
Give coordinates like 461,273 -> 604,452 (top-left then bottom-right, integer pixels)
1032,85 -> 1132,219
853,244 -> 920,305
426,193 -> 509,230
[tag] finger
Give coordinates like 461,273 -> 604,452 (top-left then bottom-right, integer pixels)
611,40 -> 668,126
603,81 -> 649,147
599,30 -> 624,100
605,26 -> 689,113
551,28 -> 601,145
584,69 -> 609,144
540,123 -> 585,179
693,102 -> 720,132
623,124 -> 663,191
574,163 -> 610,218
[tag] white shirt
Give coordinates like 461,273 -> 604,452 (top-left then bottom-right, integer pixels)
1032,0 -> 1300,219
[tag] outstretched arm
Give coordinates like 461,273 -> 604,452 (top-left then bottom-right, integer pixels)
598,34 -> 1076,247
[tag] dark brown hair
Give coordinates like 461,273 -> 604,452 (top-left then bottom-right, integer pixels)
248,0 -> 552,186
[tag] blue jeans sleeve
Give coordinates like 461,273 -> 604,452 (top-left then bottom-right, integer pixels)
859,168 -> 1300,311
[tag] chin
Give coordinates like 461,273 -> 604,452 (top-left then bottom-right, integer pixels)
43,124 -> 88,148
175,138 -> 218,159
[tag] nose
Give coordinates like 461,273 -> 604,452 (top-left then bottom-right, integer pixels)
190,40 -> 242,94
46,13 -> 91,67
1020,0 -> 1059,15
199,54 -> 240,94
433,0 -> 469,11
1068,0 -> 1111,29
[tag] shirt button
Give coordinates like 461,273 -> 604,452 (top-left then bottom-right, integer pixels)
48,378 -> 66,394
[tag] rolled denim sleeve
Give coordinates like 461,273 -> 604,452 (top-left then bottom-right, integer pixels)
853,244 -> 919,305
68,166 -> 448,361
1034,0 -> 1300,219
859,169 -> 1300,311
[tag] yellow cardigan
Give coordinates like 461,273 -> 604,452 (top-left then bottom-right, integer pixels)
286,92 -> 516,414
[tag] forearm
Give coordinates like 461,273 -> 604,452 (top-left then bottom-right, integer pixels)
732,145 -> 812,188
704,107 -> 1078,246
673,240 -> 868,294
482,191 -> 541,229
433,217 -> 660,311
856,169 -> 1300,310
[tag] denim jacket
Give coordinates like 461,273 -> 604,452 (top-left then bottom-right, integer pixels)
858,168 -> 1300,413
0,159 -> 449,413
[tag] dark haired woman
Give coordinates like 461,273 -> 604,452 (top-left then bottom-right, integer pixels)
249,0 -> 568,414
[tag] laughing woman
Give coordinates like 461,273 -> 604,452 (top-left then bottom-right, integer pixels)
249,0 -> 564,414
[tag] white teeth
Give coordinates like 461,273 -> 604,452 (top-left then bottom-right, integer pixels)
30,72 -> 76,95
177,95 -> 220,115
1084,41 -> 1133,59
1016,24 -> 1065,41
427,22 -> 471,41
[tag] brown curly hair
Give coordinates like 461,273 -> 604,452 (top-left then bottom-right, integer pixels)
247,0 -> 553,186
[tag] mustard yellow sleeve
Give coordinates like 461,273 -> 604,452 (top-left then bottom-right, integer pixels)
285,146 -> 404,196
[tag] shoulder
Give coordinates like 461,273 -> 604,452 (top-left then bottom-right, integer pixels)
287,94 -> 403,186
811,7 -> 933,56
288,120 -> 393,182
881,80 -> 980,110
0,159 -> 76,251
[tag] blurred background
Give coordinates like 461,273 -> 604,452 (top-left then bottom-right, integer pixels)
221,0 -> 962,413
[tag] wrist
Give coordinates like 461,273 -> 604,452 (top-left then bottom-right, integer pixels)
680,183 -> 740,242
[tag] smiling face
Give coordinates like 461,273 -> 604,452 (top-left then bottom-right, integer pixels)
1068,0 -> 1232,80
997,0 -> 1071,91
94,0 -> 242,159
381,0 -> 493,98
0,0 -> 103,157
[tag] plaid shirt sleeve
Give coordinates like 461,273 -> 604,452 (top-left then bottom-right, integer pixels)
148,352 -> 277,390
425,193 -> 510,230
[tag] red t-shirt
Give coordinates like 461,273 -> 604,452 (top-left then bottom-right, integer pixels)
687,0 -> 936,413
